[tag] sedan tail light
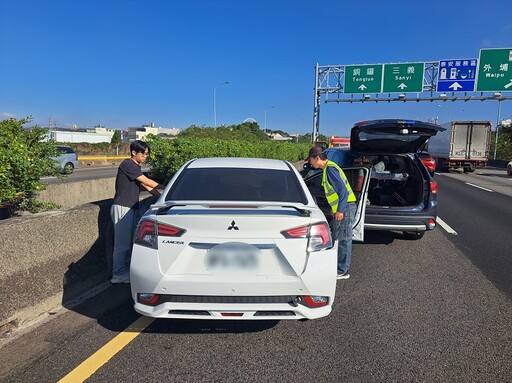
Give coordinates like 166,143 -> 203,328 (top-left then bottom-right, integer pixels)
137,293 -> 161,306
281,222 -> 333,252
134,219 -> 186,249
297,295 -> 329,308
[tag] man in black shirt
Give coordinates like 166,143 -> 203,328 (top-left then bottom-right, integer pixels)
111,140 -> 164,284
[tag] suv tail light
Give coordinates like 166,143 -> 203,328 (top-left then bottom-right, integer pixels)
281,222 -> 333,252
134,219 -> 186,249
430,180 -> 438,194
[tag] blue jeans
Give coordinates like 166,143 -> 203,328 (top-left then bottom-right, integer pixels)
332,202 -> 356,274
111,204 -> 138,277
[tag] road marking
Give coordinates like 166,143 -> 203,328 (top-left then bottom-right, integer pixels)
58,316 -> 155,383
465,182 -> 493,192
437,216 -> 458,235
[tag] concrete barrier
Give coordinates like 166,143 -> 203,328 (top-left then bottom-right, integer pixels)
0,201 -> 112,331
78,156 -> 127,168
0,196 -> 156,334
38,177 -> 116,208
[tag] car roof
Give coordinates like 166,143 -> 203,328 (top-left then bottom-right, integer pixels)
186,157 -> 291,170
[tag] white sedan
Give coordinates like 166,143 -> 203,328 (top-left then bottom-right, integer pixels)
507,161 -> 512,176
130,157 -> 339,320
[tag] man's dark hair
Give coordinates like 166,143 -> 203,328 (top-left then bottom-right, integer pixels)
130,140 -> 149,154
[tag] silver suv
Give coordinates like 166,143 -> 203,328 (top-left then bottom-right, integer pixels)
54,146 -> 79,174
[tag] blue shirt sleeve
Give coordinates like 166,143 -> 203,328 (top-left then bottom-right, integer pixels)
326,166 -> 348,213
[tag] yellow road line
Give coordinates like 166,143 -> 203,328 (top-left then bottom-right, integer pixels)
78,155 -> 129,161
58,316 -> 155,383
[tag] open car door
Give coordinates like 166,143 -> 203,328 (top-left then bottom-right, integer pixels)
304,166 -> 370,242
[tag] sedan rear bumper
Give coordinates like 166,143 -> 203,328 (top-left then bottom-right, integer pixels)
134,300 -> 332,320
130,245 -> 337,320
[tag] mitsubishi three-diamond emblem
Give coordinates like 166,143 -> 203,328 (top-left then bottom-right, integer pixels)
227,220 -> 239,230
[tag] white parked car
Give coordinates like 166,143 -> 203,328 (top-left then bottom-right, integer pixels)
53,145 -> 79,174
130,157 -> 368,320
507,161 -> 512,176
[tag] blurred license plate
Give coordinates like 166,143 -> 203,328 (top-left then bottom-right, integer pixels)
205,242 -> 259,273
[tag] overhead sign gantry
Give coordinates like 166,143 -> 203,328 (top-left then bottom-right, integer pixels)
312,48 -> 512,142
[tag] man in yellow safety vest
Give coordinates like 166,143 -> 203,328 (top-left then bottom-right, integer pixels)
308,145 -> 357,279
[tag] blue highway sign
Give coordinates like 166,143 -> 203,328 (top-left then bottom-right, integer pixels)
437,59 -> 477,92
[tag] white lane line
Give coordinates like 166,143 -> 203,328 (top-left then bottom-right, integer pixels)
465,182 -> 493,192
437,216 -> 458,235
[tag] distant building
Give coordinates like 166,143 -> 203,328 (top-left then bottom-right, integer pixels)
124,122 -> 181,142
268,132 -> 293,141
48,130 -> 112,143
87,126 -> 116,138
44,122 -> 180,143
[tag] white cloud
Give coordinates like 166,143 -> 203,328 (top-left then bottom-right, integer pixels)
0,113 -> 17,120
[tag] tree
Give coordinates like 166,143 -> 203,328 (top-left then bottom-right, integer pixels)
178,122 -> 268,142
0,117 -> 60,216
111,130 -> 122,144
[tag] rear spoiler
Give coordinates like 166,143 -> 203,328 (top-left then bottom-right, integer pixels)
154,201 -> 311,217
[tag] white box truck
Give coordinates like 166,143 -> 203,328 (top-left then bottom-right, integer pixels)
426,121 -> 492,173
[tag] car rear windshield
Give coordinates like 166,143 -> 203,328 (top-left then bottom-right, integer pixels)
165,167 -> 308,204
57,146 -> 75,154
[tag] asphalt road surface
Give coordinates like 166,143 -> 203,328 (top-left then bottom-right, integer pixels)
1,168 -> 511,382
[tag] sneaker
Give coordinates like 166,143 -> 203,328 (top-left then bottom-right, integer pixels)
337,272 -> 350,280
111,274 -> 130,284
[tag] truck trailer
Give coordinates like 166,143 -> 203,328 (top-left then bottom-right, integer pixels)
426,121 -> 492,173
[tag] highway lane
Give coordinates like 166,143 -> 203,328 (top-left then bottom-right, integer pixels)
41,165 -> 120,184
435,169 -> 512,300
1,167 -> 511,382
41,165 -> 151,184
440,167 -> 512,197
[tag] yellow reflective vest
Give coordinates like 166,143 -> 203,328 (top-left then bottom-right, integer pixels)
321,160 -> 356,213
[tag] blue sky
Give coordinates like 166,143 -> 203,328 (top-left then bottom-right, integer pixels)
1,0 -> 511,137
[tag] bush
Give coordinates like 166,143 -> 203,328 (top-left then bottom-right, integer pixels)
146,136 -> 310,183
62,142 -> 131,156
0,117 -> 62,216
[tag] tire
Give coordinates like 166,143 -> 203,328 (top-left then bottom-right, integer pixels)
403,231 -> 425,240
63,162 -> 74,174
463,167 -> 475,173
507,166 -> 512,176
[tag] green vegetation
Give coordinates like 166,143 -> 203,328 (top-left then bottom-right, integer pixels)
62,142 -> 131,156
490,122 -> 512,160
178,122 -> 269,142
146,122 -> 311,183
0,117 -> 62,216
110,130 -> 122,144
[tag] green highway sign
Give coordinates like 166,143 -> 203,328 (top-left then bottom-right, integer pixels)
476,48 -> 512,91
383,63 -> 424,93
344,64 -> 383,93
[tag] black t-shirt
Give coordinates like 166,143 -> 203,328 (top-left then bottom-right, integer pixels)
113,159 -> 143,208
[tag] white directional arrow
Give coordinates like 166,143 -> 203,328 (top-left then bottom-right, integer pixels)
358,84 -> 367,91
504,79 -> 512,89
449,82 -> 463,91
398,83 -> 407,90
